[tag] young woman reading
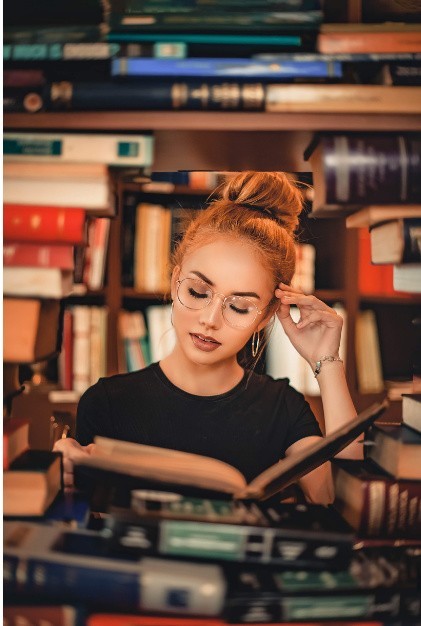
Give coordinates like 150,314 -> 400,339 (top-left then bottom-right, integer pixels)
55,171 -> 362,504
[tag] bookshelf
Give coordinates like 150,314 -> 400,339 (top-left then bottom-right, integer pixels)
5,110 -> 421,419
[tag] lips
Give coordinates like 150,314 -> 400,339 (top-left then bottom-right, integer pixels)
190,333 -> 221,352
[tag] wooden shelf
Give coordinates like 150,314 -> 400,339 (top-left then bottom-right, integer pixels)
359,294 -> 421,305
121,288 -> 345,301
5,111 -> 421,132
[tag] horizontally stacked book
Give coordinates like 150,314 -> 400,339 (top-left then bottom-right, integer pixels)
4,0 -> 421,113
306,130 -> 421,397
4,399 -> 421,623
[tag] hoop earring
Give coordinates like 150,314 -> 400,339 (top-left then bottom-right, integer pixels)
251,330 -> 260,358
170,301 -> 174,326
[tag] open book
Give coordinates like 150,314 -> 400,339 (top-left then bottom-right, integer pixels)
75,399 -> 388,501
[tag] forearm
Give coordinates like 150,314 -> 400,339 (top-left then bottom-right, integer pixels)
316,360 -> 363,460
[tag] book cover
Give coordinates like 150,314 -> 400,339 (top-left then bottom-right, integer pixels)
318,31 -> 421,54
366,424 -> 421,480
74,400 -> 388,501
3,298 -> 62,363
4,450 -> 63,516
393,263 -> 421,294
4,204 -> 87,245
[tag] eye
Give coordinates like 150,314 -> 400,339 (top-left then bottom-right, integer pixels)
188,286 -> 209,299
228,299 -> 254,315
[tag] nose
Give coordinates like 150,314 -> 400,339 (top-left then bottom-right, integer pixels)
198,294 -> 224,329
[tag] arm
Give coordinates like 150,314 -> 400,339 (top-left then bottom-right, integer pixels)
275,283 -> 362,504
54,378 -> 112,491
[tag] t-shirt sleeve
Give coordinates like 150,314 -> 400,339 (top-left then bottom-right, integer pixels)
75,378 -> 114,446
282,383 -> 322,451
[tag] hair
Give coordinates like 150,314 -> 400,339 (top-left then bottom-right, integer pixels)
171,171 -> 304,293
170,171 -> 305,366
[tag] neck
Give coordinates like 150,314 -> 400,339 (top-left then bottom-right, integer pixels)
160,348 -> 244,396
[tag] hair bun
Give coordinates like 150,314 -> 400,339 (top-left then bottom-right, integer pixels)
221,171 -> 303,235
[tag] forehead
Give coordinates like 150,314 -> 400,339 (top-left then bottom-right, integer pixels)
182,237 -> 273,295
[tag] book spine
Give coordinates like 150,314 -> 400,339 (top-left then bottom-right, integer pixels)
111,57 -> 342,78
266,84 -> 421,114
402,218 -> 421,263
4,24 -> 107,44
107,32 -> 303,47
3,605 -> 79,626
120,0 -> 322,11
46,80 -> 266,111
107,517 -> 352,569
321,134 -> 421,205
3,42 -> 120,61
4,133 -> 154,167
109,12 -> 321,31
227,589 -> 406,623
3,205 -> 86,245
3,243 -> 75,269
318,32 -> 421,54
121,193 -> 138,287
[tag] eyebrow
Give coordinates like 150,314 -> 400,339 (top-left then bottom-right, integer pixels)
190,270 -> 261,299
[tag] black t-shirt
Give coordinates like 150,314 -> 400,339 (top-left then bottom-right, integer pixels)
76,362 -> 322,483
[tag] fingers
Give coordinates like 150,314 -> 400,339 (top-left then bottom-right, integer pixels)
296,309 -> 343,330
53,438 -> 96,492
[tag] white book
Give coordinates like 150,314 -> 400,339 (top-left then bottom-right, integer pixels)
266,308 -> 307,394
72,306 -> 92,394
3,267 -> 74,298
4,132 -> 154,166
393,263 -> 421,293
90,306 -> 108,386
355,309 -> 384,394
3,177 -> 112,213
87,218 -> 111,290
146,304 -> 175,362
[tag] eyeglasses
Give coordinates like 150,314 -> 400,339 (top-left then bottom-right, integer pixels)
176,276 -> 265,329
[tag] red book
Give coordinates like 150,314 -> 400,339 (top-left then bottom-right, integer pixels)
3,418 -> 30,470
4,204 -> 86,244
358,228 -> 393,296
3,242 -> 75,269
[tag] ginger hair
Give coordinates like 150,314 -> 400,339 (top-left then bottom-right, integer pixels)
171,171 -> 304,301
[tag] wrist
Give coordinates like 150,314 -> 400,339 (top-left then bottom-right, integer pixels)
313,354 -> 343,378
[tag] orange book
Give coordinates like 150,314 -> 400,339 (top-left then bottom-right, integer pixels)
358,229 -> 393,296
318,31 -> 421,54
3,418 -> 29,470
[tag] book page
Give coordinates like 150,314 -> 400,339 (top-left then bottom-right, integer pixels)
244,399 -> 388,501
77,437 -> 247,495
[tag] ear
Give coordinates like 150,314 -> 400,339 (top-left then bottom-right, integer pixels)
170,265 -> 181,300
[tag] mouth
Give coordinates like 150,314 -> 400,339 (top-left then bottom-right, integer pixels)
190,333 -> 221,352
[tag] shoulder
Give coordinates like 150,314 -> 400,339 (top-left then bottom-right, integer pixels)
79,363 -> 161,405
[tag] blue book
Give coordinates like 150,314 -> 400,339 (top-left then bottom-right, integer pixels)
112,57 -> 342,79
4,521 -> 226,614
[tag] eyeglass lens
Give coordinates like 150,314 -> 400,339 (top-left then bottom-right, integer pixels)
177,278 -> 258,328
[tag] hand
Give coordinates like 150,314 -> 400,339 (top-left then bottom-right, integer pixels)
53,437 -> 96,493
274,283 -> 343,368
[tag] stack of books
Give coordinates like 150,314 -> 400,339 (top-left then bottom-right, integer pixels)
9,399 -> 421,625
4,1 -> 421,113
306,131 -> 421,398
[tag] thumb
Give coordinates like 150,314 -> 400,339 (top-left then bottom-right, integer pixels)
85,443 -> 96,455
276,302 -> 297,336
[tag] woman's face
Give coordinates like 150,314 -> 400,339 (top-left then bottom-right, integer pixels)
171,236 -> 275,367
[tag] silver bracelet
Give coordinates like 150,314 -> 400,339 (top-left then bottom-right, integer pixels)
314,355 -> 343,378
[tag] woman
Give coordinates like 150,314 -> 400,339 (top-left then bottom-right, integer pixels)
55,171 -> 362,503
